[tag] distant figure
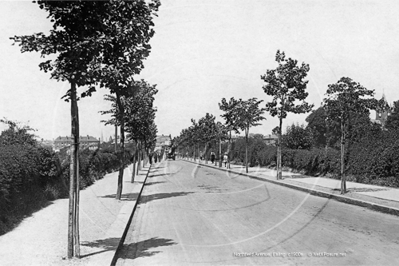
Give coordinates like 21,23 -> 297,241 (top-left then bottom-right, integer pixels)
210,151 -> 216,163
223,153 -> 228,167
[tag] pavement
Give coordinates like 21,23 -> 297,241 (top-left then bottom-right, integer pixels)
182,157 -> 399,216
0,162 -> 152,266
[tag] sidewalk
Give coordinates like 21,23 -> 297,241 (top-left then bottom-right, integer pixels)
0,163 -> 152,266
184,158 -> 399,216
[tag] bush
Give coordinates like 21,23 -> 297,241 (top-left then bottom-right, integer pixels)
0,144 -> 61,235
60,148 -> 124,190
0,120 -> 129,235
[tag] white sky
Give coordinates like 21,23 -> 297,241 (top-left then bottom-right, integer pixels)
1,0 -> 399,140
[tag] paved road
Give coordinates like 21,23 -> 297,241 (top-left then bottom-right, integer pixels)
114,160 -> 399,265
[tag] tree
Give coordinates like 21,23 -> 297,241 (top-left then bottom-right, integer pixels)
271,126 -> 280,136
94,1 -> 159,201
306,107 -> 328,148
189,119 -> 204,161
197,113 -> 218,163
226,98 -> 266,173
386,101 -> 399,131
101,80 -> 158,184
283,123 -> 312,150
219,97 -> 241,168
0,118 -> 37,146
11,1 -> 160,258
125,82 -> 157,178
324,77 -> 377,194
261,50 -> 313,179
10,1 -> 110,258
215,122 -> 228,167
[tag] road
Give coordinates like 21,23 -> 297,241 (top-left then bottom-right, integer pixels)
114,159 -> 399,265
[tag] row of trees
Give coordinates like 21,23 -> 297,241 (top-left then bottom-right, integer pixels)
11,0 -> 160,258
176,50 -> 382,196
100,79 -> 158,193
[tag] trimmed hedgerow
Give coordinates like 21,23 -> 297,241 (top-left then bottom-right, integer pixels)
0,144 -> 128,236
227,132 -> 399,188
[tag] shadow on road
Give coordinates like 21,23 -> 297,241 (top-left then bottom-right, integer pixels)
101,193 -> 140,201
145,181 -> 166,186
139,192 -> 194,204
150,166 -> 166,171
100,192 -> 193,203
117,237 -> 177,260
148,173 -> 169,178
80,237 -> 121,258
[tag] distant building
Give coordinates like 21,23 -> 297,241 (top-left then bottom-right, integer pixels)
39,139 -> 54,149
155,134 -> 171,152
263,134 -> 278,146
54,135 -> 100,152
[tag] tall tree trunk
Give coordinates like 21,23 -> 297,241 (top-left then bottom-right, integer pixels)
199,144 -> 200,162
131,141 -> 137,183
219,136 -> 222,167
228,130 -> 231,169
245,129 -> 249,173
138,142 -> 142,171
74,155 -> 80,257
114,124 -> 117,153
115,93 -> 125,200
340,118 -> 346,194
68,82 -> 80,258
277,117 -> 283,180
136,141 -> 141,175
204,142 -> 208,164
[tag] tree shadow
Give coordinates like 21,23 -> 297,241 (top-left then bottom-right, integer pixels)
145,181 -> 166,186
101,192 -> 140,201
139,192 -> 193,204
151,166 -> 166,171
116,237 -> 177,260
80,237 -> 121,258
101,191 -> 192,203
148,173 -> 169,178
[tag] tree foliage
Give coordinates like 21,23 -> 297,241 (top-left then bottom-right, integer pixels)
283,123 -> 312,150
386,101 -> 399,131
324,77 -> 377,194
261,50 -> 313,179
261,50 -> 313,118
11,0 -> 160,258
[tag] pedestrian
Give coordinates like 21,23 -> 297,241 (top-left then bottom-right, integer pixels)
210,151 -> 215,164
223,153 -> 228,167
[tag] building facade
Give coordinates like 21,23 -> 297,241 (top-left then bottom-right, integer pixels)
155,134 -> 171,153
263,134 -> 278,145
53,135 -> 100,152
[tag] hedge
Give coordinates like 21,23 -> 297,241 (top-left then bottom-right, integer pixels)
0,145 -> 128,235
